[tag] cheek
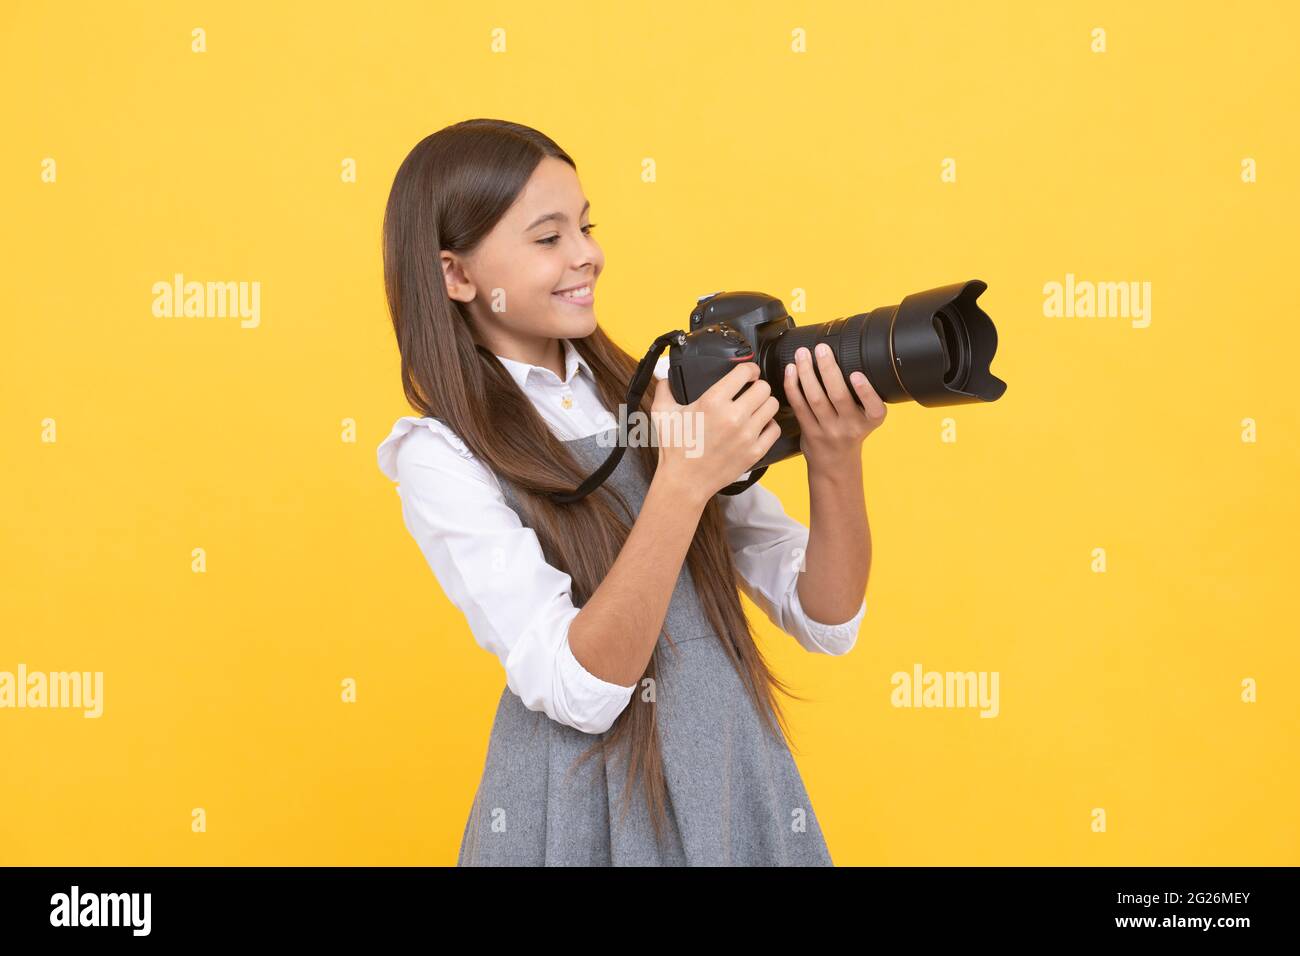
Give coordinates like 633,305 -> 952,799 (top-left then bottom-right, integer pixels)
524,253 -> 563,293
494,271 -> 550,315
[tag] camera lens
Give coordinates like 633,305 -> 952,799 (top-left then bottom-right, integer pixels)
932,309 -> 970,388
770,280 -> 1005,408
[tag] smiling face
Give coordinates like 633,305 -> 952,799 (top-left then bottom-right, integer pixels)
441,155 -> 604,370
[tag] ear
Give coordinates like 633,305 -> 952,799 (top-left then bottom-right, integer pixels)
440,250 -> 476,303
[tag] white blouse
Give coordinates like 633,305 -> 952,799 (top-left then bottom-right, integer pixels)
376,337 -> 866,735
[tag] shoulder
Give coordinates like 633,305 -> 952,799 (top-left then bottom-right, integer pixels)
376,415 -> 487,484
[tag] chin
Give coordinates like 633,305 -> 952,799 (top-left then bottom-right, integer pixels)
551,312 -> 598,338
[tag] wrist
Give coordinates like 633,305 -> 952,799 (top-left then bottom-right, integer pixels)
650,466 -> 711,513
808,451 -> 864,489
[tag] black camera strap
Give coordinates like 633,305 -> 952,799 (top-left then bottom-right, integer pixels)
548,332 -> 768,504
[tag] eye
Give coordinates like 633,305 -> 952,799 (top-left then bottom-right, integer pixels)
537,223 -> 597,246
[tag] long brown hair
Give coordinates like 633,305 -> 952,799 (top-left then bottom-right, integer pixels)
381,118 -> 809,848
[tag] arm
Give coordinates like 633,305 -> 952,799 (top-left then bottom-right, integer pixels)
384,418 -> 647,734
800,455 -> 871,627
566,469 -> 707,687
720,482 -> 866,654
547,354 -> 778,690
651,356 -> 864,653
782,342 -> 888,628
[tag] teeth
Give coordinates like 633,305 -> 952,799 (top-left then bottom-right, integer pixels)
555,285 -> 591,298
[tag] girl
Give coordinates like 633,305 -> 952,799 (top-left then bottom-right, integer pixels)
377,118 -> 886,866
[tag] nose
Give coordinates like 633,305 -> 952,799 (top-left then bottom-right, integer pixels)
570,241 -> 599,273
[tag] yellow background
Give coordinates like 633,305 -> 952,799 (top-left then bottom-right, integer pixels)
2,0 -> 1296,865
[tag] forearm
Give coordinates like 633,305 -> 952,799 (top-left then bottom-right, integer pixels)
797,455 -> 871,624
567,472 -> 707,686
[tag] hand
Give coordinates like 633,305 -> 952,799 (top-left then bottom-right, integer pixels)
651,361 -> 781,505
784,343 -> 887,470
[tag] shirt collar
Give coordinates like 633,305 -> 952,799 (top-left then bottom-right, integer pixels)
493,338 -> 593,389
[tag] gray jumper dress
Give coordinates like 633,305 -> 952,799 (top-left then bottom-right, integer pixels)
456,424 -> 834,866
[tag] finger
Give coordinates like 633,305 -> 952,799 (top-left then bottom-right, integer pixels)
706,358 -> 762,402
849,370 -> 887,422
733,367 -> 774,418
782,360 -> 816,432
814,343 -> 857,417
744,394 -> 780,441
794,346 -> 835,427
739,418 -> 783,477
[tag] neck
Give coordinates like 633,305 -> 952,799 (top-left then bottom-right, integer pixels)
479,329 -> 565,380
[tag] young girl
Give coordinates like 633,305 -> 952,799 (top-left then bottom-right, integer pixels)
377,118 -> 886,866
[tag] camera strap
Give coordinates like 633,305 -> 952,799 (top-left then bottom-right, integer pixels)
548,331 -> 768,504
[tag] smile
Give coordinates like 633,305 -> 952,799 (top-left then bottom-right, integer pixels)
553,284 -> 594,305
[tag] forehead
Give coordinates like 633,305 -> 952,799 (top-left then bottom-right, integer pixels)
509,157 -> 586,222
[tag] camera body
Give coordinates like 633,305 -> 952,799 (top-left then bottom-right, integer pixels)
666,280 -> 1006,472
667,291 -> 805,470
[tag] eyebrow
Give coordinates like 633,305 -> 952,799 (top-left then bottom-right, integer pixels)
524,199 -> 590,232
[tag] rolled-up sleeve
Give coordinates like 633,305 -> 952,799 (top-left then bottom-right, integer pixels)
379,418 -> 636,734
719,481 -> 866,655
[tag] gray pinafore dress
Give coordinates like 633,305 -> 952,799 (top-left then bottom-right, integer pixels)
455,424 -> 834,866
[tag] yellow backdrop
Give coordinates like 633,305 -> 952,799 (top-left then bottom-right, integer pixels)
3,0 -> 1296,865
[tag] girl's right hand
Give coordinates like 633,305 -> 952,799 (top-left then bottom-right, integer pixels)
650,360 -> 781,505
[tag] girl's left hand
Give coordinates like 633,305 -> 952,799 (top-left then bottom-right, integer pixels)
784,343 -> 887,470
